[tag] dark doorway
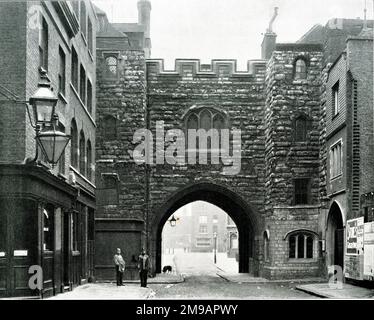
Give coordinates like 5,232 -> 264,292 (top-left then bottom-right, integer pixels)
327,202 -> 344,269
0,199 -> 38,297
334,228 -> 344,268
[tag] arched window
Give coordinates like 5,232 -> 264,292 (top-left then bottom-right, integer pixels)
86,139 -> 92,181
185,107 -> 227,150
79,130 -> 86,175
105,56 -> 118,76
103,115 -> 117,140
288,231 -> 316,259
230,233 -> 238,249
294,115 -> 310,142
294,58 -> 307,80
70,119 -> 78,168
80,0 -> 87,38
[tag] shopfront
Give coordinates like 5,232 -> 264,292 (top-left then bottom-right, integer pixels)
0,164 -> 94,298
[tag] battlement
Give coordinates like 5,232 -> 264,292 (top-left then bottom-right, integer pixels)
146,59 -> 267,78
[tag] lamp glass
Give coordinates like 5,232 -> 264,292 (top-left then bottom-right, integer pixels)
37,129 -> 70,165
30,86 -> 58,124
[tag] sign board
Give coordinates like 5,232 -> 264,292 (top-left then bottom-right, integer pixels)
13,250 -> 28,257
346,217 -> 364,255
364,222 -> 374,278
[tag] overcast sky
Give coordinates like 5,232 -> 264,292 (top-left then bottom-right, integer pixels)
93,0 -> 371,69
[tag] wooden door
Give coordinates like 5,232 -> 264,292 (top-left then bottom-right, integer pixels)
334,228 -> 344,269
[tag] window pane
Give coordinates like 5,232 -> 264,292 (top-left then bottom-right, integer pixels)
298,235 -> 305,258
79,131 -> 86,175
213,114 -> 225,130
70,120 -> 78,168
289,235 -> 296,258
187,114 -> 198,130
80,1 -> 86,37
200,109 -> 211,131
59,47 -> 66,95
106,56 -> 118,75
86,140 -> 92,181
80,65 -> 86,104
306,236 -> 313,258
295,59 -> 306,79
87,80 -> 92,113
294,179 -> 309,205
72,48 -> 78,89
43,206 -> 54,251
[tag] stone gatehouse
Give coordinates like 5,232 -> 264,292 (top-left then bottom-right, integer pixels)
94,1 -> 373,281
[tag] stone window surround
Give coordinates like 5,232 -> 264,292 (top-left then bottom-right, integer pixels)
102,52 -> 120,79
284,229 -> 319,261
332,80 -> 340,117
183,105 -> 229,153
292,55 -> 309,80
292,112 -> 312,143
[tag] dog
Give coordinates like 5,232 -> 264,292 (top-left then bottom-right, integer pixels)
162,265 -> 172,273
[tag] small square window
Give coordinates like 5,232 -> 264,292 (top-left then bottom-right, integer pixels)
294,178 -> 310,205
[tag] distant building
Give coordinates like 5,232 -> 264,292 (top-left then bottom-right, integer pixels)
162,202 -> 232,254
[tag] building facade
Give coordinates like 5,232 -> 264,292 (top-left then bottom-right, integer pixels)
0,0 -> 97,297
94,1 -> 374,282
162,201 -> 230,254
0,0 -> 373,298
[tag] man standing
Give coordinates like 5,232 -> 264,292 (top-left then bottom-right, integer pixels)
114,248 -> 126,286
138,248 -> 150,288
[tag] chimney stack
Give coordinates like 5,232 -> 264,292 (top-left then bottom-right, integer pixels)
261,7 -> 278,60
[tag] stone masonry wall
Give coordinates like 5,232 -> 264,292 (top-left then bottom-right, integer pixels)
264,44 -> 325,279
145,59 -> 268,269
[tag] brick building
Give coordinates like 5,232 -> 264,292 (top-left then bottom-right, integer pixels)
162,201 -> 231,254
0,0 -> 97,297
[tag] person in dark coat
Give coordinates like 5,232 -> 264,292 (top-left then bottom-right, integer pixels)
114,248 -> 126,286
138,248 -> 150,288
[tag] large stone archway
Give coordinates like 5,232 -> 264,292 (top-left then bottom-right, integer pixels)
150,182 -> 262,275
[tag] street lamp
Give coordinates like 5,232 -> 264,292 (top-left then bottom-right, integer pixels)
29,72 -> 58,125
36,115 -> 71,167
169,215 -> 178,227
26,71 -> 70,167
213,232 -> 217,264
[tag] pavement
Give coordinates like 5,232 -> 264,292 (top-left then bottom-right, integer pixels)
296,282 -> 374,299
47,283 -> 153,300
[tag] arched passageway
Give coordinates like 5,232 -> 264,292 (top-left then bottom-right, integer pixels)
151,183 -> 261,275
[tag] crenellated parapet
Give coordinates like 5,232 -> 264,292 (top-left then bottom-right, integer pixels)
146,59 -> 267,78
